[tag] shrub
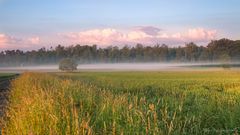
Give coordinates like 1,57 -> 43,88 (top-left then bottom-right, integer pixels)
59,58 -> 78,71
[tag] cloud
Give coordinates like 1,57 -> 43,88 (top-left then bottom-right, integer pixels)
1,27 -> 217,50
60,28 -> 126,45
60,27 -> 217,46
27,37 -> 40,45
0,34 -> 22,48
0,34 -> 8,45
186,28 -> 217,41
0,33 -> 41,50
134,26 -> 162,36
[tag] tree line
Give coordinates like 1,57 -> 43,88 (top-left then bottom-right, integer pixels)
0,38 -> 240,67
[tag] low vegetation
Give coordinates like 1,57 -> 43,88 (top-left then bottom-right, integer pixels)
59,58 -> 78,71
0,74 -> 15,81
3,71 -> 240,134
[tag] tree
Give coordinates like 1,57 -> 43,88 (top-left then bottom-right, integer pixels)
219,52 -> 231,69
198,47 -> 209,61
59,58 -> 78,71
1,38 -> 240,66
159,44 -> 168,61
184,42 -> 199,62
207,38 -> 233,61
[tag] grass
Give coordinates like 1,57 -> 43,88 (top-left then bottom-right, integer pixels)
3,71 -> 240,134
0,73 -> 15,81
0,73 -> 15,77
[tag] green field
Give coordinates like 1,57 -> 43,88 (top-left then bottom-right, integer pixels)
3,71 -> 240,134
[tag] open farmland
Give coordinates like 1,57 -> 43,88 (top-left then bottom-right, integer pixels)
3,71 -> 240,134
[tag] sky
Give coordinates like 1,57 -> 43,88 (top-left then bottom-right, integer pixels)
0,0 -> 240,50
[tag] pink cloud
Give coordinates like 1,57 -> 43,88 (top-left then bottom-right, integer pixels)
0,34 -> 21,48
0,33 -> 41,50
0,34 -> 8,46
60,28 -> 126,45
1,27 -> 218,50
27,37 -> 40,45
186,28 -> 217,41
60,27 -> 217,46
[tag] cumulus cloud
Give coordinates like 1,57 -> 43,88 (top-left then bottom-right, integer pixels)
0,33 -> 41,49
60,28 -> 126,45
186,28 -> 217,41
1,27 -> 217,50
0,34 -> 22,48
0,34 -> 8,44
27,37 -> 40,45
60,27 -> 217,46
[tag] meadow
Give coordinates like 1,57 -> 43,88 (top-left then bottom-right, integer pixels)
3,71 -> 240,134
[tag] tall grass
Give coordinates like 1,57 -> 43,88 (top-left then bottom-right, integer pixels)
3,72 -> 240,134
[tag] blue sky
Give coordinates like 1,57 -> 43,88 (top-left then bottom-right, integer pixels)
0,0 -> 240,50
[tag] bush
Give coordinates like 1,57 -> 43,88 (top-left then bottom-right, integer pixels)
59,58 -> 78,71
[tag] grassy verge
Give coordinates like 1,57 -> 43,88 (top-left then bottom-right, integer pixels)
0,74 -> 16,81
3,72 -> 240,134
0,73 -> 18,131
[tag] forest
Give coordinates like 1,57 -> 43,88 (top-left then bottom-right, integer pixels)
0,38 -> 240,67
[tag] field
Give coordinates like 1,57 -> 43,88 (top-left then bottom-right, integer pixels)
2,71 -> 240,134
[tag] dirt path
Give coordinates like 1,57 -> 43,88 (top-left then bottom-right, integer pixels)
0,75 -> 19,129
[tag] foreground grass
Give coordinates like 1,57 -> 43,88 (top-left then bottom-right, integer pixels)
3,71 -> 240,134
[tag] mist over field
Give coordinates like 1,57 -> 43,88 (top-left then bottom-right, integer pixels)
0,62 -> 240,73
2,63 -> 181,72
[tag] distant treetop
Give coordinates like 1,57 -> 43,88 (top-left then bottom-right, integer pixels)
0,38 -> 240,67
